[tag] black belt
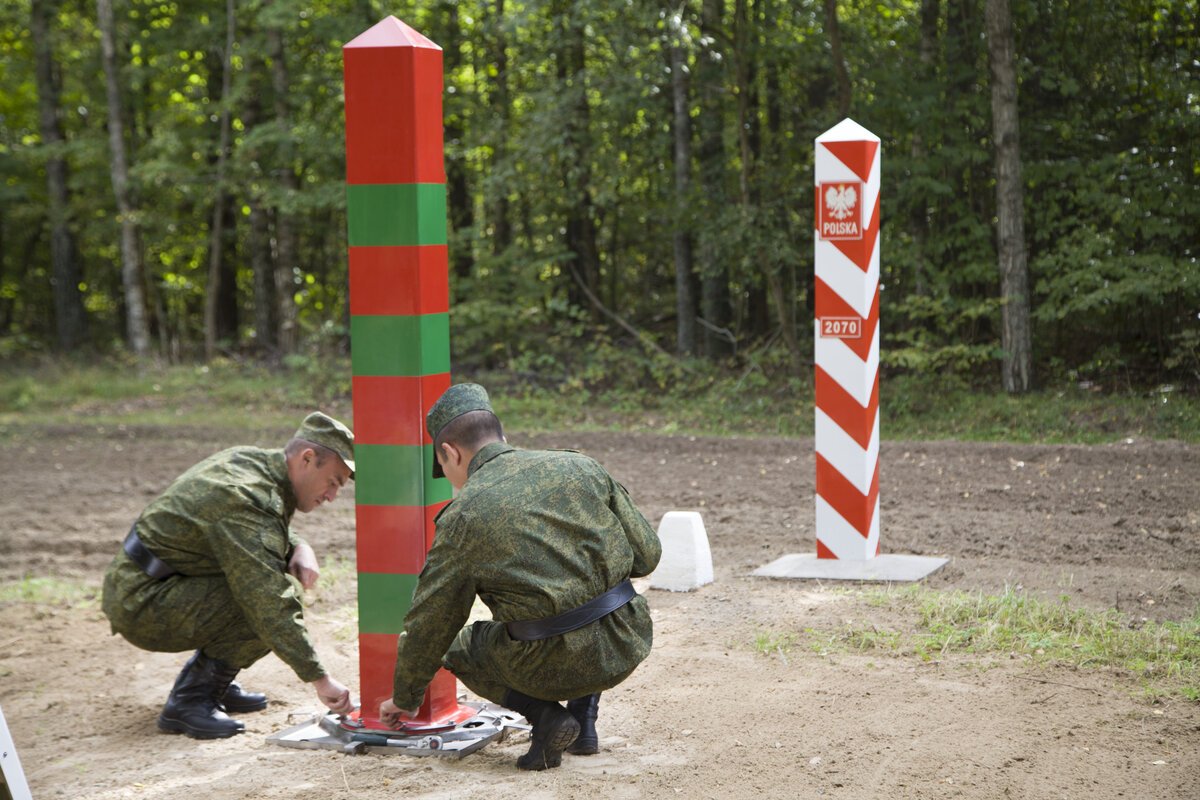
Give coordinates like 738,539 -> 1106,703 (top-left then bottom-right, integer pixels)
123,526 -> 179,580
506,578 -> 636,641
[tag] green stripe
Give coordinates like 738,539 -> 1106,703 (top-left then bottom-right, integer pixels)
358,572 -> 420,634
351,314 -> 450,377
354,443 -> 452,507
347,184 -> 447,246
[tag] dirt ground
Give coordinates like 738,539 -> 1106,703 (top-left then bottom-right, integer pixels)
1,422 -> 1198,799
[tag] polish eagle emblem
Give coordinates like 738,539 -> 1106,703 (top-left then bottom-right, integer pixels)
824,184 -> 857,221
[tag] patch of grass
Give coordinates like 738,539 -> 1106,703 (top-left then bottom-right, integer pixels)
0,576 -> 99,608
0,358 -> 348,435
752,627 -> 798,663
1,358 -> 1196,444
800,585 -> 1200,703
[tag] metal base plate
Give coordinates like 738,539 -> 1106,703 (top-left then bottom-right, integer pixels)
266,703 -> 527,759
753,553 -> 949,582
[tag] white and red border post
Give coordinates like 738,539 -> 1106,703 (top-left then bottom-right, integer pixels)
753,118 -> 946,582
814,118 -> 881,560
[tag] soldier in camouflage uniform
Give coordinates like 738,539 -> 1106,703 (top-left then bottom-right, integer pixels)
379,384 -> 662,771
101,412 -> 358,739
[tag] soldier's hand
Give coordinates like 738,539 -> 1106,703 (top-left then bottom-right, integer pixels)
311,675 -> 355,715
289,543 -> 320,590
380,699 -> 417,729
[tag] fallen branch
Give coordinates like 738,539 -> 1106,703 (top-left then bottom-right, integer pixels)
565,259 -> 673,359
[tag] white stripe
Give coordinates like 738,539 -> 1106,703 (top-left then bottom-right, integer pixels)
814,322 -> 879,408
814,493 -> 881,559
814,230 -> 879,313
814,407 -> 879,495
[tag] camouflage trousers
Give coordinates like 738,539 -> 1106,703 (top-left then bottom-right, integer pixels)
101,555 -> 271,669
442,619 -> 638,705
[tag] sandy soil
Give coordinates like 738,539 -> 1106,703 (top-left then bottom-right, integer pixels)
1,423 -> 1198,799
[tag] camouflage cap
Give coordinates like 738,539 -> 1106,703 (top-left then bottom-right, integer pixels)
426,383 -> 494,478
293,412 -> 355,479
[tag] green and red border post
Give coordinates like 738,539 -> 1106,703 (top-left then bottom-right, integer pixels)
343,16 -> 471,732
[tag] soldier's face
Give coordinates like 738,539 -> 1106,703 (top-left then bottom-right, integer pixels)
294,449 -> 352,513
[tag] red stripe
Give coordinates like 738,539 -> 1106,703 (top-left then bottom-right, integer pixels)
344,44 -> 445,185
352,374 -> 451,445
815,366 -> 878,450
814,277 -> 879,363
355,502 -> 449,575
358,632 -> 399,723
349,246 -> 449,316
815,452 -> 878,537
820,138 -> 878,184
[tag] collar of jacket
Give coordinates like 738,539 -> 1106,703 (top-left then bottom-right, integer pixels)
271,449 -> 299,519
467,441 -> 514,479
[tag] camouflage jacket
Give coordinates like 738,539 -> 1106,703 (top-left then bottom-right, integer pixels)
106,447 -> 325,682
392,442 -> 662,709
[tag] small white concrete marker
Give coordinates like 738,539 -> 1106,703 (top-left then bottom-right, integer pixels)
649,511 -> 714,592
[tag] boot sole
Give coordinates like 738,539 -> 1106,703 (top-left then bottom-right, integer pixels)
517,713 -> 580,771
565,738 -> 598,755
222,699 -> 269,713
158,714 -> 244,739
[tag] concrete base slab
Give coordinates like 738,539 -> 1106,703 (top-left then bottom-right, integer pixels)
753,553 -> 948,582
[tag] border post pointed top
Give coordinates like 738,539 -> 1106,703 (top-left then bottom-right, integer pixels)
344,15 -> 442,50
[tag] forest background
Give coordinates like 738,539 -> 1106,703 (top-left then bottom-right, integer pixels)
2,0 -> 1198,436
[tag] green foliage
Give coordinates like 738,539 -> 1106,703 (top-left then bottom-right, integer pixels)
1,0 -> 1197,394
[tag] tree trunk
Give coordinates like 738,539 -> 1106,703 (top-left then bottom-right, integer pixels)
31,0 -> 88,351
487,0 -> 512,255
671,39 -> 696,358
440,1 -> 474,282
269,27 -> 299,354
97,0 -> 151,358
823,0 -> 852,119
909,0 -> 939,298
985,0 -> 1033,393
697,0 -> 733,359
555,6 -> 601,310
203,0 -> 236,361
735,0 -> 799,367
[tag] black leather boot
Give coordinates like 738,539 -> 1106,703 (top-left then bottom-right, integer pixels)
502,689 -> 580,771
564,693 -> 600,755
211,659 -> 268,713
157,650 -> 245,739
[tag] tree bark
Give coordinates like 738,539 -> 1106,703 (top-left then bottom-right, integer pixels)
486,0 -> 512,255
985,0 -> 1033,393
823,0 -> 852,119
697,0 -> 733,359
269,27 -> 299,354
97,0 -> 151,358
671,37 -> 696,358
734,0 -> 799,368
555,5 -> 601,310
31,0 -> 88,351
909,0 -> 939,298
440,0 -> 475,282
203,0 -> 237,361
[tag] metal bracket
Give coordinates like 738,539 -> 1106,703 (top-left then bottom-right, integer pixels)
267,703 -> 526,759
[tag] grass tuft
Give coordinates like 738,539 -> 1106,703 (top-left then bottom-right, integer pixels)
796,585 -> 1200,702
